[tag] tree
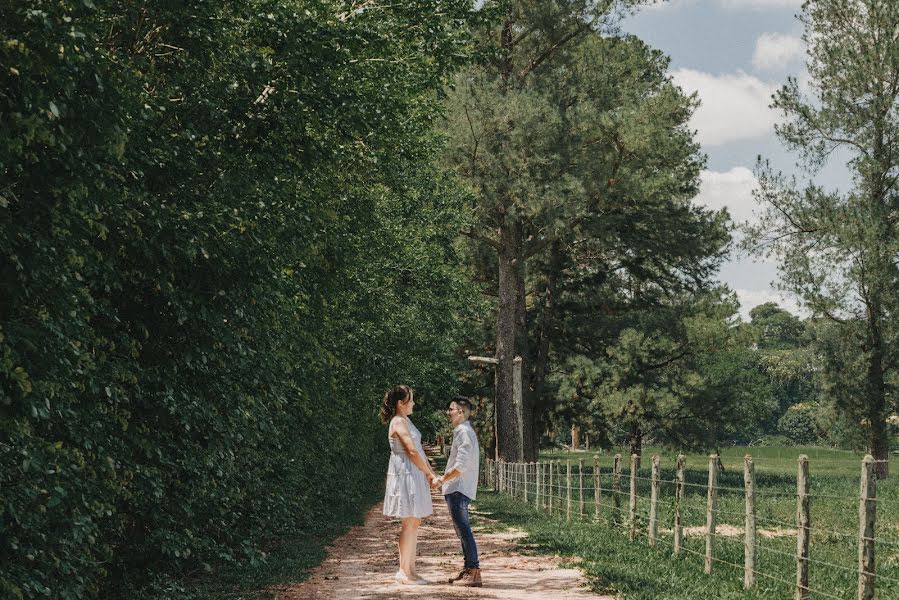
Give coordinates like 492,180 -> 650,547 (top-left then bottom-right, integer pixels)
551,291 -> 775,457
745,0 -> 899,477
442,0 -> 729,460
747,303 -> 819,434
749,302 -> 807,350
0,1 -> 479,596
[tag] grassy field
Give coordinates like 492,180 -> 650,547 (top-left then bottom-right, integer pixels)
475,446 -> 899,599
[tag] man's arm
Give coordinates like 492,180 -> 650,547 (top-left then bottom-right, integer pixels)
440,428 -> 474,483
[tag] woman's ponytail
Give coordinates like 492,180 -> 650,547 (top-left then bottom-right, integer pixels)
379,384 -> 411,425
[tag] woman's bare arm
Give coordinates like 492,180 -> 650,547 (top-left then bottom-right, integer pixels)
391,418 -> 436,478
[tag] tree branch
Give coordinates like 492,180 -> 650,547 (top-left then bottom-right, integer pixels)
460,228 -> 502,251
518,24 -> 589,81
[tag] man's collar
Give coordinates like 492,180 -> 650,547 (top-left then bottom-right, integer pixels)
453,419 -> 469,431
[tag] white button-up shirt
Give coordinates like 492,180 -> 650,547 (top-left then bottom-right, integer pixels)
442,420 -> 479,500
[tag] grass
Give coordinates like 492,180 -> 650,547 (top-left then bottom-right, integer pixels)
477,446 -> 899,599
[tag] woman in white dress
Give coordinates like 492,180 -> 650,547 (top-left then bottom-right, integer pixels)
381,385 -> 436,584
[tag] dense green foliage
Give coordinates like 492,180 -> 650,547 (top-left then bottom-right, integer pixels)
0,1 -> 479,597
549,293 -> 778,453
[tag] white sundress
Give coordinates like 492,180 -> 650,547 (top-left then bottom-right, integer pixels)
383,416 -> 433,518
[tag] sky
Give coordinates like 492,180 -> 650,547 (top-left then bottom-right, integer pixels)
620,0 -> 849,320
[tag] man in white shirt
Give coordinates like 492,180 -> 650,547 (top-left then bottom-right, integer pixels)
433,396 -> 481,587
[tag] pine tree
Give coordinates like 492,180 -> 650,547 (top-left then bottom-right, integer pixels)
746,0 -> 899,477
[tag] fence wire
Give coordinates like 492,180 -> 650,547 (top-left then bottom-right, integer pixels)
484,453 -> 899,599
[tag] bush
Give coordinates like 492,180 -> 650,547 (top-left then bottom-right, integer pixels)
1,2 -> 476,598
777,404 -> 821,445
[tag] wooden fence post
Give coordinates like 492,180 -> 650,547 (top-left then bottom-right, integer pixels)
536,460 -> 542,509
613,454 -> 622,525
549,461 -> 555,513
547,462 -> 552,511
858,455 -> 876,600
526,462 -> 532,503
796,454 -> 810,600
523,462 -> 527,502
629,454 -> 639,540
513,462 -> 518,499
566,460 -> 572,521
744,455 -> 756,589
516,462 -> 521,498
521,462 -> 526,501
522,462 -> 526,501
594,454 -> 601,520
525,462 -> 537,504
524,462 -> 537,504
541,462 -> 547,511
579,459 -> 585,518
705,454 -> 719,575
649,455 -> 660,547
674,454 -> 685,557
520,462 -> 524,501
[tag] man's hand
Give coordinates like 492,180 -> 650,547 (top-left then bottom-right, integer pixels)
429,474 -> 443,489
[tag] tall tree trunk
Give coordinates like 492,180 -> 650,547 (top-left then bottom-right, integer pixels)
571,424 -> 581,450
628,422 -> 642,470
516,254 -> 536,460
866,310 -> 889,479
866,121 -> 891,480
496,219 -> 523,461
530,241 -> 563,459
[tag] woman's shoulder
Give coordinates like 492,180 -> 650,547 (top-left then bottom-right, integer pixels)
388,415 -> 408,433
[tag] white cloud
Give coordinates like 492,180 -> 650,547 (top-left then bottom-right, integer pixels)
640,0 -> 801,12
694,167 -> 760,226
672,69 -> 778,146
719,0 -> 803,9
753,33 -> 805,70
640,0 -> 698,11
734,287 -> 806,321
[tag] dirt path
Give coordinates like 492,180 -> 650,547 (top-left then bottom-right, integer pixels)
276,487 -> 614,600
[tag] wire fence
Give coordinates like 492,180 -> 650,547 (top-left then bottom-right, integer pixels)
481,452 -> 899,599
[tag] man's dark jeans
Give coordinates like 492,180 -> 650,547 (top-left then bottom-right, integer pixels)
444,491 -> 479,570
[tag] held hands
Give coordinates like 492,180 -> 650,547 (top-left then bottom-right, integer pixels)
429,474 -> 444,489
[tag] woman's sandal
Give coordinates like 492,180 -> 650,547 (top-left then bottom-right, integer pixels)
394,570 -> 430,585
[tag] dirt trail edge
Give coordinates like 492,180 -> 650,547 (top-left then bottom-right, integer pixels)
276,487 -> 614,600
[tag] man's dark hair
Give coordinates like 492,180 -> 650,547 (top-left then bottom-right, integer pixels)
451,395 -> 473,413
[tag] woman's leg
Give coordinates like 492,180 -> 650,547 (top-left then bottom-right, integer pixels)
398,517 -> 421,577
408,518 -> 422,577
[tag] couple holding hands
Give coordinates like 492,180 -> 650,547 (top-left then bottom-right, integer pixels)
380,385 -> 482,587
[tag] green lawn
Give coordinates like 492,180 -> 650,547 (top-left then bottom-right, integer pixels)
476,446 -> 899,599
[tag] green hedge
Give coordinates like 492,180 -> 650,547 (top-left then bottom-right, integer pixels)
1,1 -> 477,598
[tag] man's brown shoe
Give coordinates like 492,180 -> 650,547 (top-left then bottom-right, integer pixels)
455,568 -> 482,587
448,569 -> 467,584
